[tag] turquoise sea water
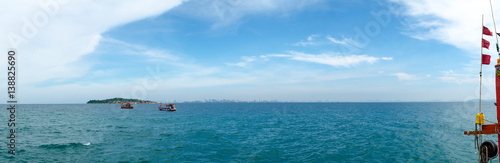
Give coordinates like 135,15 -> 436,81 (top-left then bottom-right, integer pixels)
0,102 -> 496,162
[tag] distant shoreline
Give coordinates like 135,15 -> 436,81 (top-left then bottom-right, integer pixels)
86,98 -> 157,104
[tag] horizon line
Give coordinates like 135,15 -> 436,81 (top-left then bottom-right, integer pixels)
0,101 -> 491,105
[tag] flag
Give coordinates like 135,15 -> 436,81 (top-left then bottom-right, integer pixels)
484,26 -> 493,36
497,33 -> 500,37
483,39 -> 491,49
482,54 -> 491,65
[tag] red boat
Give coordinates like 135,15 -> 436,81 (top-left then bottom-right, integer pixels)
159,103 -> 176,111
121,102 -> 134,109
464,19 -> 500,162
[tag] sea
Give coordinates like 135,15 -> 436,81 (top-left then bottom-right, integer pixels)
0,102 -> 496,162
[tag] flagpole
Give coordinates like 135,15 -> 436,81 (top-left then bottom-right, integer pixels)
481,14 -> 484,114
490,0 -> 500,56
479,16 -> 484,163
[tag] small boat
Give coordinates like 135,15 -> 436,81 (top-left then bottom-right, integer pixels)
158,107 -> 175,111
159,103 -> 176,111
121,102 -> 134,109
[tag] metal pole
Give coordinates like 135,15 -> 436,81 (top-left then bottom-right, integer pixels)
481,14 -> 484,114
479,14 -> 484,163
490,0 -> 500,160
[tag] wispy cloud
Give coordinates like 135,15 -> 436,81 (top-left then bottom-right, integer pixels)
381,57 -> 393,61
438,69 -> 477,84
278,51 -> 381,67
99,38 -> 179,62
173,0 -> 323,28
292,34 -> 321,46
228,51 -> 392,68
391,73 -> 420,81
292,35 -> 361,48
226,56 -> 257,68
325,35 -> 358,46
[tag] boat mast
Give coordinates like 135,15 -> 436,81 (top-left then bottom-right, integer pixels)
490,0 -> 499,59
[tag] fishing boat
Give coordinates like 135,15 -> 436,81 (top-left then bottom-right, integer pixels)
121,102 -> 134,109
159,103 -> 176,111
463,9 -> 500,162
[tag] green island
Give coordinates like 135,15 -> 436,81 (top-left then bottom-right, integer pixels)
87,98 -> 157,104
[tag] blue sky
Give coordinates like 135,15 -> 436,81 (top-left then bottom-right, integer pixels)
0,0 -> 497,103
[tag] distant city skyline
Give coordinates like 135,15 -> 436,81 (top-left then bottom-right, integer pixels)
1,0 -> 498,103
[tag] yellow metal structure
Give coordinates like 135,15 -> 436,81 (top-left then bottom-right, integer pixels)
476,113 -> 485,124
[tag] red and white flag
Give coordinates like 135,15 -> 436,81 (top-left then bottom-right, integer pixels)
483,26 -> 493,36
482,54 -> 491,65
482,38 -> 491,49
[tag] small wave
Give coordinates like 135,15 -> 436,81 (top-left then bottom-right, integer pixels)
159,133 -> 173,137
38,142 -> 90,149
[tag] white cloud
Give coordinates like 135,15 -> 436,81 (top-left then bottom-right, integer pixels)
307,35 -> 317,41
325,35 -> 358,46
284,51 -> 380,67
390,0 -> 493,53
292,35 -> 361,48
100,38 -> 179,62
229,51 -> 392,68
381,57 -> 393,60
292,34 -> 320,46
438,69 -> 478,84
172,0 -> 323,28
440,70 -> 454,75
0,0 -> 185,85
226,56 -> 257,68
392,73 -> 420,81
